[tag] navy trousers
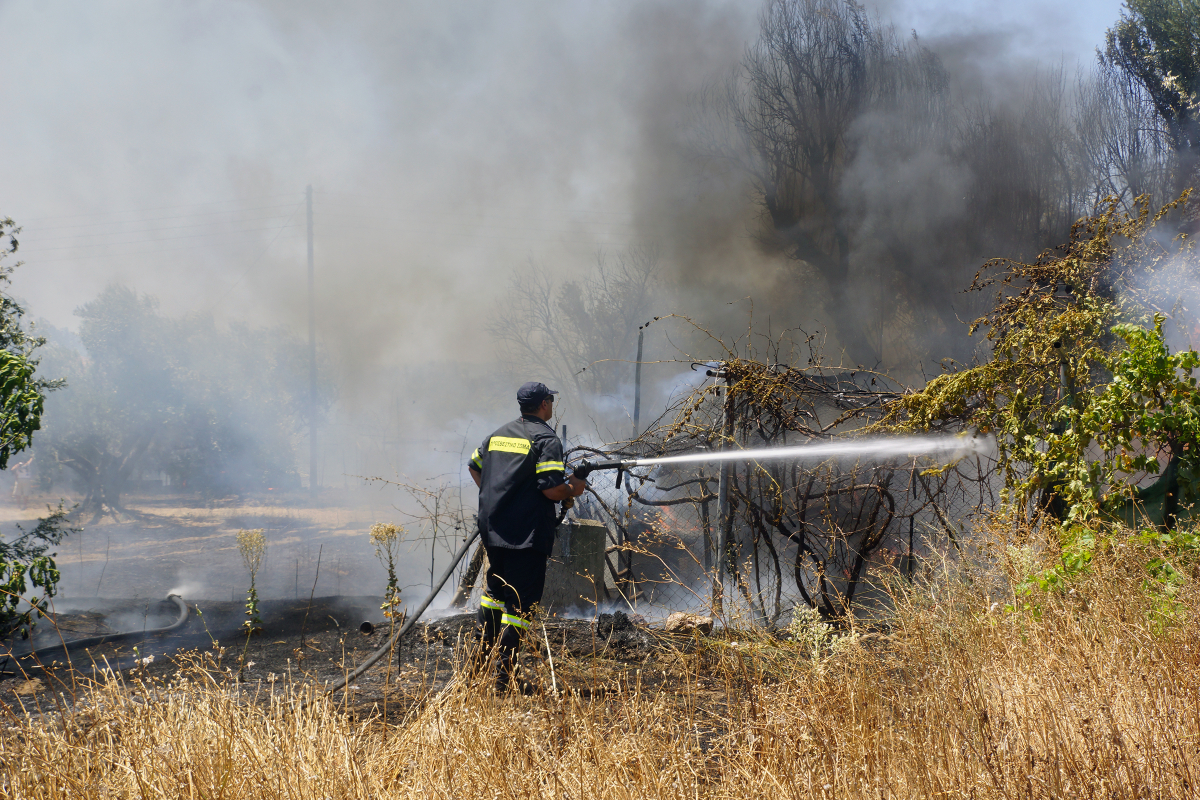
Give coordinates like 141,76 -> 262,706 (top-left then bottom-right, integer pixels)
476,545 -> 548,684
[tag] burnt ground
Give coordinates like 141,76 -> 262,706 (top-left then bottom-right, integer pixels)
0,492 -> 752,730
0,598 -> 736,725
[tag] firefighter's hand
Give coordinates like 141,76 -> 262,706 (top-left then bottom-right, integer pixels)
568,475 -> 587,496
561,495 -> 575,511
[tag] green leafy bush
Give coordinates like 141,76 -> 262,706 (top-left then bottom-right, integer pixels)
0,505 -> 73,636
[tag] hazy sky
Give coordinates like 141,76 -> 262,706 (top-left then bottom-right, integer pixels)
887,0 -> 1119,63
1,0 -> 1123,386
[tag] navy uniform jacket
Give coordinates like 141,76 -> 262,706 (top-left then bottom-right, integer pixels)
469,415 -> 565,554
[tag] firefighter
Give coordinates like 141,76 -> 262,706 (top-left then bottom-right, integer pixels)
467,381 -> 586,692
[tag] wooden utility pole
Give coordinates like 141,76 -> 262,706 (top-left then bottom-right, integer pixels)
307,185 -> 318,495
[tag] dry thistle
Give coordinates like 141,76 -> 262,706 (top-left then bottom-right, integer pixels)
237,528 -> 267,634
370,522 -> 404,617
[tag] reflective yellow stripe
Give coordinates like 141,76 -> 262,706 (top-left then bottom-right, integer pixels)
480,596 -> 504,610
501,613 -> 529,629
470,448 -> 482,468
535,461 -> 564,473
488,436 -> 532,455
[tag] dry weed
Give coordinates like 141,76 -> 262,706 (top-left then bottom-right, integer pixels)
1,543 -> 1197,798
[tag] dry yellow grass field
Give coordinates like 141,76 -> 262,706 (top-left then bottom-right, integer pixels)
1,536 -> 1197,799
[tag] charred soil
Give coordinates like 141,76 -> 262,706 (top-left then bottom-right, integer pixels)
0,602 -> 741,727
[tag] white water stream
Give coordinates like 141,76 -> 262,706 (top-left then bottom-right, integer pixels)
630,434 -> 989,468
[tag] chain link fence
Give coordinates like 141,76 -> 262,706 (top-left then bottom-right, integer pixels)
559,445 -> 997,622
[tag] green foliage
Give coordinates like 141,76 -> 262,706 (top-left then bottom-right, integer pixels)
997,316 -> 1199,532
0,217 -> 65,637
0,349 -> 44,471
998,319 -> 1200,614
1012,522 -> 1200,629
1089,318 -> 1199,498
0,504 -> 74,636
243,587 -> 261,635
1138,524 -> 1200,629
0,556 -> 58,636
786,605 -> 858,671
1105,0 -> 1200,167
1014,527 -> 1099,599
0,218 -> 56,471
877,193 -> 1200,617
878,193 -> 1199,527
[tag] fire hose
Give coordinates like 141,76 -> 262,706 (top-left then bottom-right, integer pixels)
321,460 -> 634,696
322,528 -> 481,696
4,594 -> 190,666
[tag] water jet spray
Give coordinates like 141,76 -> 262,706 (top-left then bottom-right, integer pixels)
572,434 -> 987,481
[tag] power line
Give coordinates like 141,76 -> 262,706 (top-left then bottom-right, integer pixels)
314,189 -> 640,223
21,214 -> 301,245
24,203 -> 302,234
319,211 -> 638,237
212,198 -> 307,305
20,225 -> 302,265
19,222 -> 302,254
13,193 -> 303,223
316,223 -> 633,249
13,190 -> 655,267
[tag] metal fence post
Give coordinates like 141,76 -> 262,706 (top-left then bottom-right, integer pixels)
711,363 -> 734,611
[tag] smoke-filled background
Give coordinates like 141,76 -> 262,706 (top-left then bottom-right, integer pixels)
0,0 -> 1158,604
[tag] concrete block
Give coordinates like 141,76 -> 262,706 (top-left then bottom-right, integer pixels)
542,518 -> 607,613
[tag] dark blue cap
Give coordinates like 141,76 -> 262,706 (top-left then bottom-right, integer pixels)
517,381 -> 558,407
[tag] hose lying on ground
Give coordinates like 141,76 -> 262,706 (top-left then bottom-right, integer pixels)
4,594 -> 190,666
322,529 -> 480,696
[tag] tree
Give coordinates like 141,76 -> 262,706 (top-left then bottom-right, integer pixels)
39,287 -> 177,518
727,0 -> 919,362
878,193 -> 1200,532
0,219 -> 56,466
488,247 -> 663,430
954,70 -> 1093,264
38,285 -> 321,518
0,217 -> 66,635
1076,56 -> 1176,209
155,316 -> 323,495
716,0 -> 1092,367
1105,0 -> 1200,192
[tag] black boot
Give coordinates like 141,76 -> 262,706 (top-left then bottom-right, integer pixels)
467,599 -> 503,682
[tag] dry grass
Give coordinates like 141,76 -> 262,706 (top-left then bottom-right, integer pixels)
1,541 -> 1198,798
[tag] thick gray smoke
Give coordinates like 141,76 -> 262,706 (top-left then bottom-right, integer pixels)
640,0 -> 1129,376
0,1 -> 1125,602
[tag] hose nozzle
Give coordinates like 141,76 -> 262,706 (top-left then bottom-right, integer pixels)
572,458 -> 636,487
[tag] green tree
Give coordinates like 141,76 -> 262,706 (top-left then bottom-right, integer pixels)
878,193 -> 1200,532
0,217 -> 66,635
1076,318 -> 1198,526
156,315 -> 322,496
38,285 -> 323,518
1105,0 -> 1200,191
0,219 -> 56,465
39,286 -> 177,519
